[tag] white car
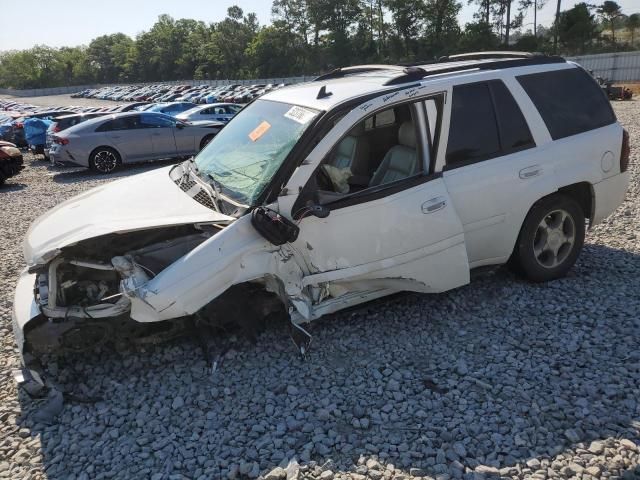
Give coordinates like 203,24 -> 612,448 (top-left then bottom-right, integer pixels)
12,52 -> 630,382
175,103 -> 243,123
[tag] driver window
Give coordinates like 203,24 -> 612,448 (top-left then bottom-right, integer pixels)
309,101 -> 426,206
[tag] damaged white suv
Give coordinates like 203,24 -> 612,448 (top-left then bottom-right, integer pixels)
13,52 -> 630,376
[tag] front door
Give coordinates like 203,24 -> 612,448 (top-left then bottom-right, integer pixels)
139,113 -> 178,158
278,88 -> 470,320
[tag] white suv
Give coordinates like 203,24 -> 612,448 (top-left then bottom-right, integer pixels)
13,52 -> 630,375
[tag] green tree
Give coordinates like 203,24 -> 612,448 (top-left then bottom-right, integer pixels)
628,13 -> 640,46
597,1 -> 623,45
556,2 -> 598,54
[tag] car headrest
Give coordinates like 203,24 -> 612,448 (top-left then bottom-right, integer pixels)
398,121 -> 416,148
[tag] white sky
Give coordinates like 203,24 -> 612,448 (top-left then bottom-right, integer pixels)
1,0 -> 639,51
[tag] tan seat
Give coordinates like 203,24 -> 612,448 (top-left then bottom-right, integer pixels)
369,121 -> 418,186
331,123 -> 370,172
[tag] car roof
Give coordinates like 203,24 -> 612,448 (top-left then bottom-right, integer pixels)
263,52 -> 571,111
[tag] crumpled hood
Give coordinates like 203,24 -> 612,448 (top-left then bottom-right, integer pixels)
24,165 -> 233,265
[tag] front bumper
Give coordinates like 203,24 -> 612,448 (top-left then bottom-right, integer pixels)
12,269 -> 41,364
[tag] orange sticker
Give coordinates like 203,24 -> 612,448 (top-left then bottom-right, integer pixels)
249,121 -> 271,142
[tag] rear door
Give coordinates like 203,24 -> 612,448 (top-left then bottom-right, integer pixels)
139,113 -> 178,158
441,78 -> 558,268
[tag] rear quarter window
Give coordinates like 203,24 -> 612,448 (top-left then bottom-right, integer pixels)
517,68 -> 616,140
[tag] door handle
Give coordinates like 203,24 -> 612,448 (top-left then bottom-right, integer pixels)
519,165 -> 542,179
422,197 -> 446,214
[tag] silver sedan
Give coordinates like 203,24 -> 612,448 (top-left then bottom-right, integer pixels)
49,112 -> 223,173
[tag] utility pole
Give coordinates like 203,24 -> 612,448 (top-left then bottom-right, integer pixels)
553,0 -> 561,53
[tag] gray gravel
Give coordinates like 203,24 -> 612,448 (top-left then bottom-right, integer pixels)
1,101 -> 639,480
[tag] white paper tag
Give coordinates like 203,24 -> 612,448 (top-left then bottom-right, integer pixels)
284,106 -> 315,125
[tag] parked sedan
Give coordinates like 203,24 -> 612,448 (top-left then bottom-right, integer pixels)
146,102 -> 197,117
49,112 -> 223,173
175,103 -> 242,123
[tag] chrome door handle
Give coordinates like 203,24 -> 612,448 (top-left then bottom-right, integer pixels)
519,165 -> 542,179
422,197 -> 446,214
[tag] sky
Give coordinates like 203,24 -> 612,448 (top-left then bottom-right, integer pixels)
1,0 -> 639,51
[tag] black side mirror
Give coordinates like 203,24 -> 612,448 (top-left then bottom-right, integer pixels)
176,122 -> 185,129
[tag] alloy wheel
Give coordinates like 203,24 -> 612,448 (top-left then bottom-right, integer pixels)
532,209 -> 576,269
94,150 -> 118,173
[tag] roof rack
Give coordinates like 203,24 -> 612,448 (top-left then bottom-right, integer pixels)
438,51 -> 543,62
383,54 -> 565,86
314,65 -> 405,81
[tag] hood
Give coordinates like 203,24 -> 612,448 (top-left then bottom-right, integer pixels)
24,165 -> 233,265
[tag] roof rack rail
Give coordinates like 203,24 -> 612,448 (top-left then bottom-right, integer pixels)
314,64 -> 405,81
383,55 -> 565,86
438,51 -> 543,62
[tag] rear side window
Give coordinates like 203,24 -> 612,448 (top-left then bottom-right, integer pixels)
517,68 -> 616,140
490,81 -> 535,154
95,116 -> 139,132
446,81 -> 535,166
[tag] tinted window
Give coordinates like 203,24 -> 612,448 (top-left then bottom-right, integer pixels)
140,114 -> 174,128
489,81 -> 535,154
517,68 -> 616,140
446,83 -> 500,165
96,116 -> 140,132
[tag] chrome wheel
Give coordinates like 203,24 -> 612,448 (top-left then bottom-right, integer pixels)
533,209 -> 576,269
93,150 -> 118,173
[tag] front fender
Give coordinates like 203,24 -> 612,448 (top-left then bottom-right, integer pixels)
129,215 -> 303,322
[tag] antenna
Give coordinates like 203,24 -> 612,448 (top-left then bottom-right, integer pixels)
317,85 -> 333,99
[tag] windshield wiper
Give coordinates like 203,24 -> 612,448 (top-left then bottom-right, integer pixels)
205,173 -> 226,214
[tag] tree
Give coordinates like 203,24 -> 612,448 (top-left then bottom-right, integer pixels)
424,0 -> 462,54
556,2 -> 598,54
597,1 -> 623,45
519,0 -> 547,37
626,13 -> 639,46
385,0 -> 424,57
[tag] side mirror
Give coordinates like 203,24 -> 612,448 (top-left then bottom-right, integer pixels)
306,202 -> 330,219
176,122 -> 185,129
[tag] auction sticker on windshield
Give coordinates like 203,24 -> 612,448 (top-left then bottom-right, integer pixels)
249,121 -> 271,142
284,106 -> 316,125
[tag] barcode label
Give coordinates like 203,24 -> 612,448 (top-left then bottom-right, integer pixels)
284,106 -> 315,125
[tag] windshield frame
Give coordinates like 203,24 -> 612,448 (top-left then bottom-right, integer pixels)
193,98 -> 323,208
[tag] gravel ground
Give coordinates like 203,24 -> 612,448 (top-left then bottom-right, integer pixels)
0,101 -> 639,480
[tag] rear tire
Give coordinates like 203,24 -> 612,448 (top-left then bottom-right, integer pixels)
89,147 -> 121,174
510,194 -> 585,283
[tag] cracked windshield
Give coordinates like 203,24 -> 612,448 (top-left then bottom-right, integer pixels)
195,99 -> 319,205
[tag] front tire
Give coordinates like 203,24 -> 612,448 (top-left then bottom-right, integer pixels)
89,147 -> 121,174
510,194 -> 585,283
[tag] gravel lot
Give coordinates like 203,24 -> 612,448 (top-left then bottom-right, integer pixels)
0,99 -> 639,480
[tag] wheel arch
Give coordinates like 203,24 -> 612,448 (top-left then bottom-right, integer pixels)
557,181 -> 594,227
508,183 -> 592,263
88,145 -> 123,164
